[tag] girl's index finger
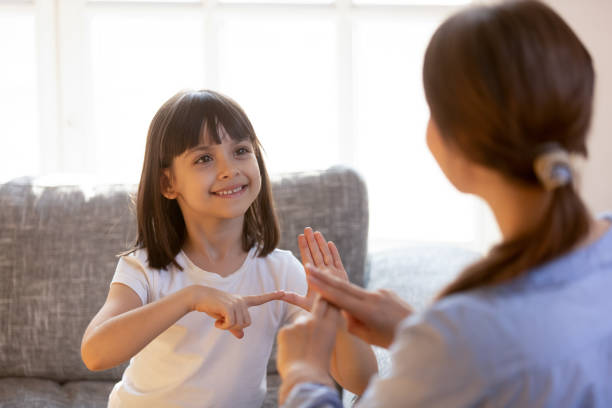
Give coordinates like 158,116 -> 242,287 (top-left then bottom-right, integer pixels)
243,291 -> 284,307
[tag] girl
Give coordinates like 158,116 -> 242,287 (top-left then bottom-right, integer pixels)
276,1 -> 612,407
80,90 -> 376,407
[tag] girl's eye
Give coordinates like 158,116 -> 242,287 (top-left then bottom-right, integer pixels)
195,154 -> 213,164
236,147 -> 250,155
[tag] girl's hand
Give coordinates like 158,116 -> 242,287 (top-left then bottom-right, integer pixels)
276,296 -> 340,404
285,228 -> 349,311
305,264 -> 413,348
190,286 -> 284,339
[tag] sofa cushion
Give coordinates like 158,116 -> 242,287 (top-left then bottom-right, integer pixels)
365,244 -> 481,313
0,166 -> 368,383
0,181 -> 133,382
0,377 -> 114,408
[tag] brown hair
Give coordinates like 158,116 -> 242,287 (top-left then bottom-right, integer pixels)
422,0 -> 595,298
124,89 -> 279,270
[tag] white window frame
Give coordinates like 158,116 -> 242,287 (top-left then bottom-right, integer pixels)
6,0 -> 499,252
26,0 -> 474,171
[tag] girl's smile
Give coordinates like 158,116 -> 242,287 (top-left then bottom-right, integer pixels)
161,126 -> 262,223
212,184 -> 249,198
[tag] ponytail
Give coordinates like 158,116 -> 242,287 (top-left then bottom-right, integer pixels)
438,186 -> 590,298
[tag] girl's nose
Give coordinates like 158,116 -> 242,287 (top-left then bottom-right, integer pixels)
217,157 -> 240,180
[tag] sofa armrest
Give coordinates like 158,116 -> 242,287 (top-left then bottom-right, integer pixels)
365,244 -> 481,312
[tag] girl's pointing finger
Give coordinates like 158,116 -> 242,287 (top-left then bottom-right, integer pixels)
244,291 -> 285,307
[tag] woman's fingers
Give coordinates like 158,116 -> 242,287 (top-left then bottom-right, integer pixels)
307,264 -> 366,299
306,265 -> 370,319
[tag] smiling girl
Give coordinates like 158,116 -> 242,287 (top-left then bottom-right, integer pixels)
80,90 -> 375,407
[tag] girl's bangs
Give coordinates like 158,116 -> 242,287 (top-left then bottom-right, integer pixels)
161,91 -> 255,167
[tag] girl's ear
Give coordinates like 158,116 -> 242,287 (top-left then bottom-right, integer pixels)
160,169 -> 178,199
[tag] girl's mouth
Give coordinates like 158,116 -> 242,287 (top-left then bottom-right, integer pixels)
212,185 -> 247,198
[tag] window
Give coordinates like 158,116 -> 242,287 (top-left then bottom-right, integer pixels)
0,4 -> 38,181
0,0 -> 499,252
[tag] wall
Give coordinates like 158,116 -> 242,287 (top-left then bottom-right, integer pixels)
547,0 -> 612,213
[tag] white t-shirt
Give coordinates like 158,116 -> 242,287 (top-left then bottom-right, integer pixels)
107,246 -> 307,408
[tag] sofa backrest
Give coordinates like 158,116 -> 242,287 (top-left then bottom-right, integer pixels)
0,166 -> 368,382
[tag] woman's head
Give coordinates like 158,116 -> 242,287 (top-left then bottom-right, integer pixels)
134,89 -> 279,270
422,0 -> 595,296
424,0 -> 593,185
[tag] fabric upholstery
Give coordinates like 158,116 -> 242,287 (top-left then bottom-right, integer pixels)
0,378 -> 114,408
0,166 -> 368,405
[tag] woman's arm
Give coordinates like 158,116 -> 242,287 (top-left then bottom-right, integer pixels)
283,229 -> 379,394
305,265 -> 413,348
81,283 -> 282,371
277,297 -> 340,405
280,292 -> 479,408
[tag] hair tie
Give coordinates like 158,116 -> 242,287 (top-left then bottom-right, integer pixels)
533,143 -> 574,191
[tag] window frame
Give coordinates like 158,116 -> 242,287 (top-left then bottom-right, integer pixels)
5,0 -> 498,252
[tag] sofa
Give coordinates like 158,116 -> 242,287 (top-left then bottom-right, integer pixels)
0,166 -> 479,407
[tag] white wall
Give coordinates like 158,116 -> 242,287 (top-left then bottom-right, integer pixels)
547,0 -> 612,213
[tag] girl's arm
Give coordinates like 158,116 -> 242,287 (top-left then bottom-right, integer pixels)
81,283 -> 282,371
81,283 -> 192,371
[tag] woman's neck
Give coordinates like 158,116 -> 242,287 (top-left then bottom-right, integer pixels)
479,174 -> 607,248
483,180 -> 552,241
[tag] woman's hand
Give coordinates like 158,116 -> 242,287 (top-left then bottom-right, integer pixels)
276,296 -> 340,404
190,286 -> 284,339
284,228 -> 349,311
305,264 -> 413,348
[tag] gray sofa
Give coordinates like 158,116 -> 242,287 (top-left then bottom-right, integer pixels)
0,166 -> 479,407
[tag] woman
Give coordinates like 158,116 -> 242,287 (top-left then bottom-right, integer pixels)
277,1 -> 612,406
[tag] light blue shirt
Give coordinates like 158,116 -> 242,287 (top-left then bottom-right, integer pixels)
284,215 -> 612,407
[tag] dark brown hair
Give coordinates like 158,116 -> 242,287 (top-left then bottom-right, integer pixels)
422,0 -> 595,298
125,89 -> 279,270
